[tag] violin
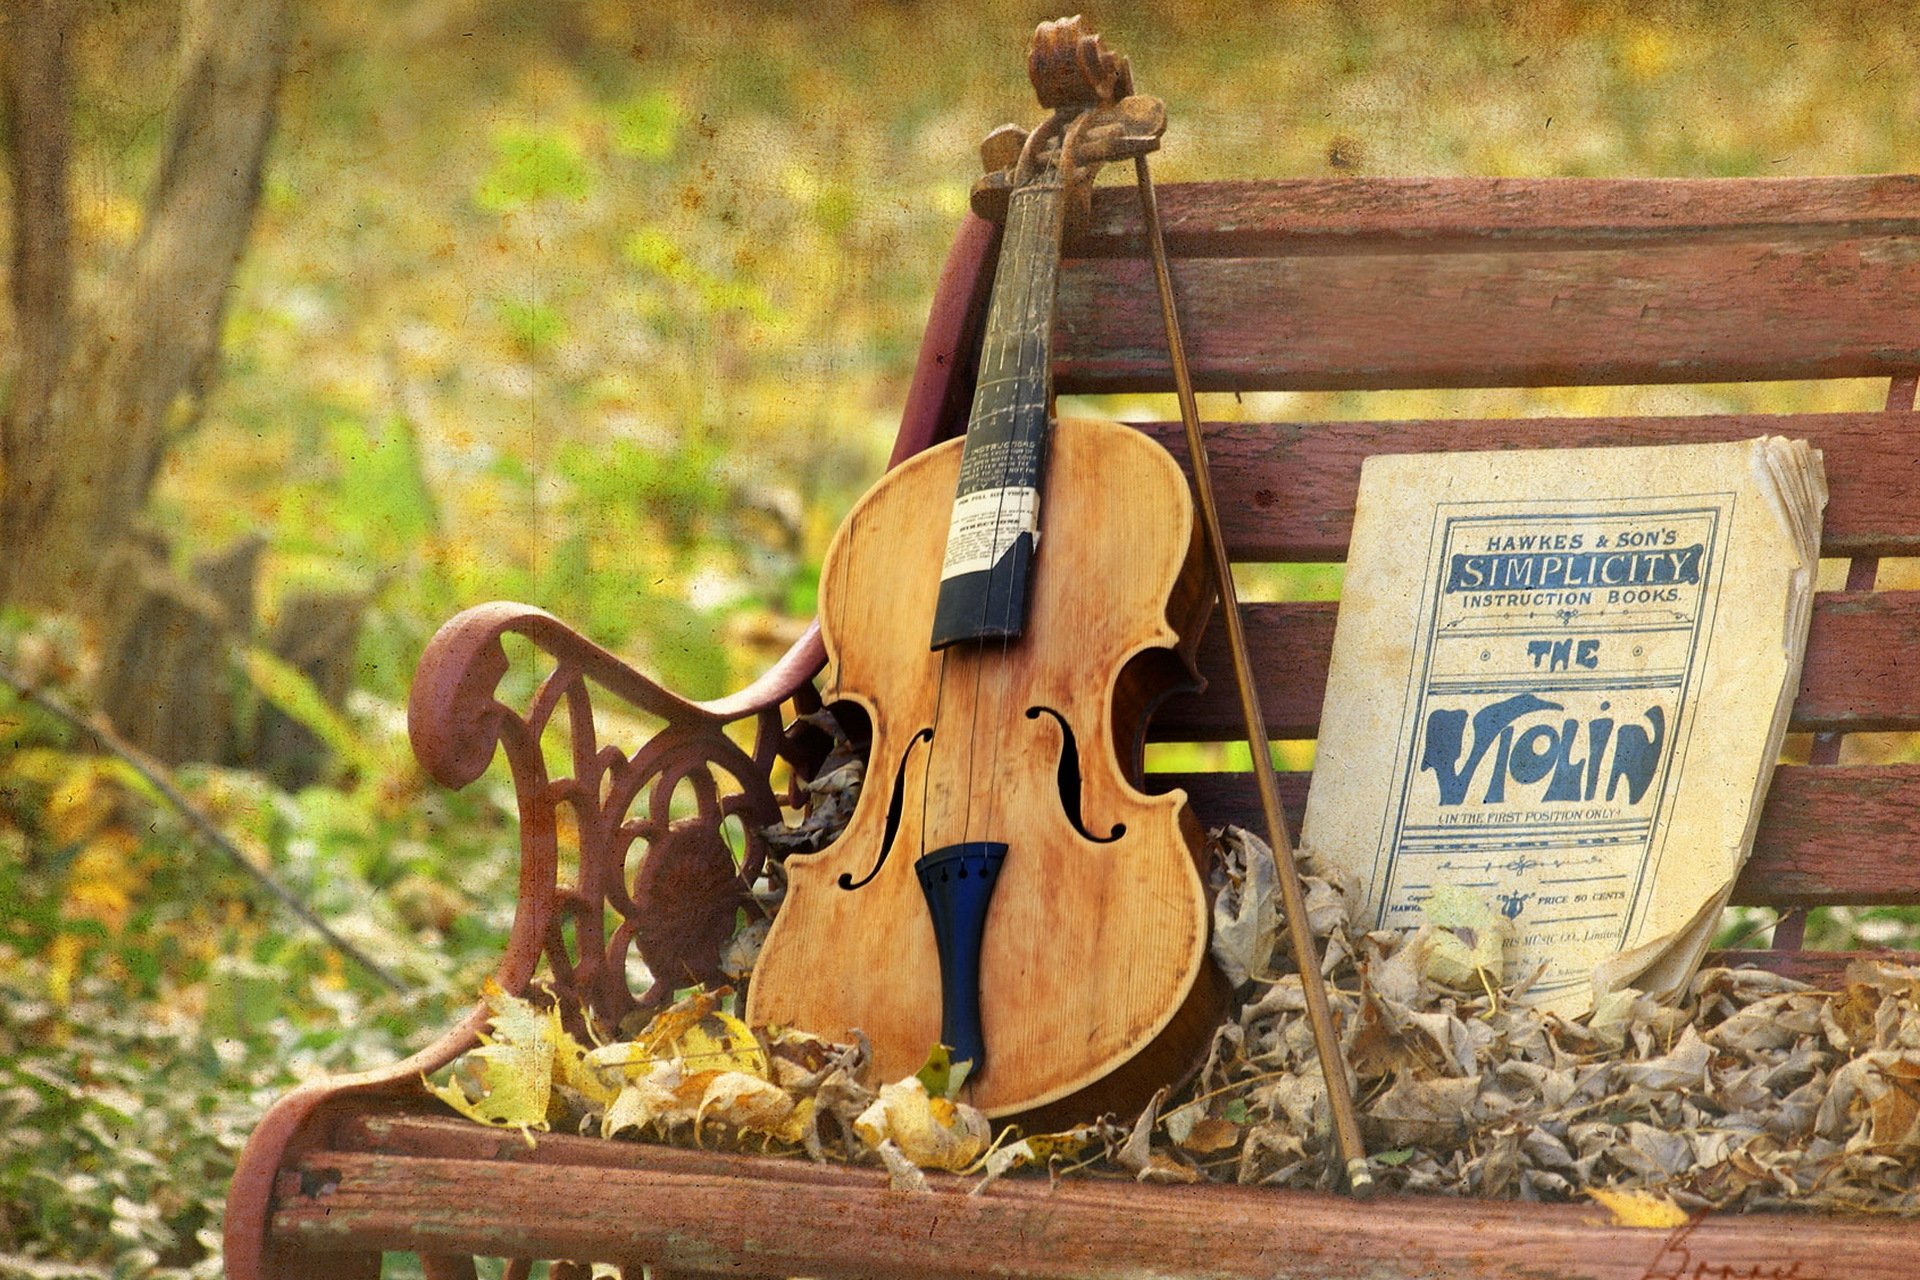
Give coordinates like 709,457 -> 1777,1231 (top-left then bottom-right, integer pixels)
746,17 -> 1224,1123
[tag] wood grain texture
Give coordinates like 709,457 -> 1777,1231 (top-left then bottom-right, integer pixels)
1053,238 -> 1920,392
747,418 -> 1217,1119
1132,413 -> 1920,561
1158,765 -> 1920,908
1069,176 -> 1920,256
272,1119 -> 1916,1280
1142,592 -> 1920,741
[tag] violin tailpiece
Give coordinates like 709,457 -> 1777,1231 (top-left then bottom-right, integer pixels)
914,841 -> 1009,1073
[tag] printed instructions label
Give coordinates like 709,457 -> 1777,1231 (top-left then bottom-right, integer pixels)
938,485 -> 1039,581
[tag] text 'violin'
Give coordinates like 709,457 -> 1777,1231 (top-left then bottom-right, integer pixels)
746,16 -> 1224,1124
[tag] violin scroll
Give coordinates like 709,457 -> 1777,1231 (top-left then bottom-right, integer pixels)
1028,15 -> 1131,109
972,18 -> 1165,224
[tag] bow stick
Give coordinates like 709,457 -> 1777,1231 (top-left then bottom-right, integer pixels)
1130,155 -> 1375,1196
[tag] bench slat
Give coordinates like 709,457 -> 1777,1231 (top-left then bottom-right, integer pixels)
1151,592 -> 1920,739
1072,176 -> 1920,257
1054,242 -> 1920,392
1130,414 -> 1920,561
1709,950 -> 1915,985
273,1136 -> 1915,1280
1156,765 -> 1920,907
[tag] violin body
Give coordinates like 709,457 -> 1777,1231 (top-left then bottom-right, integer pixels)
746,17 -> 1223,1123
746,416 -> 1223,1121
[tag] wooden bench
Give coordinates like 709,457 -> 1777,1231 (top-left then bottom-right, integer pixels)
225,175 -> 1920,1279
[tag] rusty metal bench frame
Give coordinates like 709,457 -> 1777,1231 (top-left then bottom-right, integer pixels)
226,176 -> 1920,1279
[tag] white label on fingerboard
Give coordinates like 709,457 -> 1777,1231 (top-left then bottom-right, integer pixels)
939,485 -> 1039,581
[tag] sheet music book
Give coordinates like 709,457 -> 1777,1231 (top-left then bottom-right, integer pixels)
1300,438 -> 1827,1015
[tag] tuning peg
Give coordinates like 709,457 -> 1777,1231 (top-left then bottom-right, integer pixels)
1067,94 -> 1166,166
970,170 -> 1014,224
980,124 -> 1028,176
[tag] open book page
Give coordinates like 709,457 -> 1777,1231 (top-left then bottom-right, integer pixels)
1300,438 -> 1827,1017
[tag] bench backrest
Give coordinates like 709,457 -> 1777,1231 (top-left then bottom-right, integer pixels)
923,176 -> 1920,982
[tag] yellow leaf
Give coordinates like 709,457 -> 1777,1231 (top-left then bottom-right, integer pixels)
1421,885 -> 1511,989
1588,1186 -> 1690,1229
30,751 -> 121,847
916,1042 -> 963,1098
678,1011 -> 770,1077
589,995 -> 768,1081
695,1070 -> 799,1142
47,934 -> 84,1008
853,1077 -> 989,1172
1619,27 -> 1675,81
64,833 -> 140,930
425,1038 -> 552,1135
425,981 -> 605,1134
971,1124 -> 1108,1188
550,1005 -> 618,1110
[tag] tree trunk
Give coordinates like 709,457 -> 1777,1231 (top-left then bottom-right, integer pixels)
0,0 -> 74,424
0,0 -> 294,609
95,540 -> 238,765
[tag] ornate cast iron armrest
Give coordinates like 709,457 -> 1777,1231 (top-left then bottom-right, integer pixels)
409,599 -> 825,791
407,600 -> 828,1034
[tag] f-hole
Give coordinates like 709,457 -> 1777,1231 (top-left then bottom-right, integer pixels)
1027,706 -> 1124,843
838,727 -> 933,890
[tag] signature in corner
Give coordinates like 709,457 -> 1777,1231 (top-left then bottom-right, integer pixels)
1639,1215 -> 1818,1280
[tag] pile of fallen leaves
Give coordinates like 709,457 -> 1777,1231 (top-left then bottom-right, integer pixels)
1195,830 -> 1920,1213
425,980 -> 1007,1188
425,826 -> 1920,1214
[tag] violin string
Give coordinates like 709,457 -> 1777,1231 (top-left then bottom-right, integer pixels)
963,182 -> 1026,847
980,167 -> 1055,851
922,647 -> 948,862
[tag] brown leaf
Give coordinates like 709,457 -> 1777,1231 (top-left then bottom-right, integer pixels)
1176,1117 -> 1243,1155
1365,1074 -> 1478,1148
1866,1057 -> 1920,1151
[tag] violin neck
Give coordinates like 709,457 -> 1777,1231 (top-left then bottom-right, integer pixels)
928,174 -> 1066,650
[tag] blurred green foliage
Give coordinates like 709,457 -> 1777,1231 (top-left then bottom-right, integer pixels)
4,0 -> 1919,1273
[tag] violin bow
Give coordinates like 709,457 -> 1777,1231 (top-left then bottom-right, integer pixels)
1129,154 -> 1375,1196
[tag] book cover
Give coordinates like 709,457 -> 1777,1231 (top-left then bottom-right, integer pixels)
1301,438 -> 1826,1015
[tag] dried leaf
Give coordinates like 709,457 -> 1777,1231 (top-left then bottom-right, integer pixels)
871,1138 -> 931,1192
1366,1073 -> 1478,1148
1210,827 -> 1279,988
1116,1086 -> 1168,1179
853,1077 -> 989,1172
1138,1153 -> 1203,1183
1867,1057 -> 1920,1150
1177,1116 -> 1243,1155
427,822 -> 1920,1216
1420,885 -> 1511,989
423,981 -> 600,1137
696,1070 -> 806,1143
